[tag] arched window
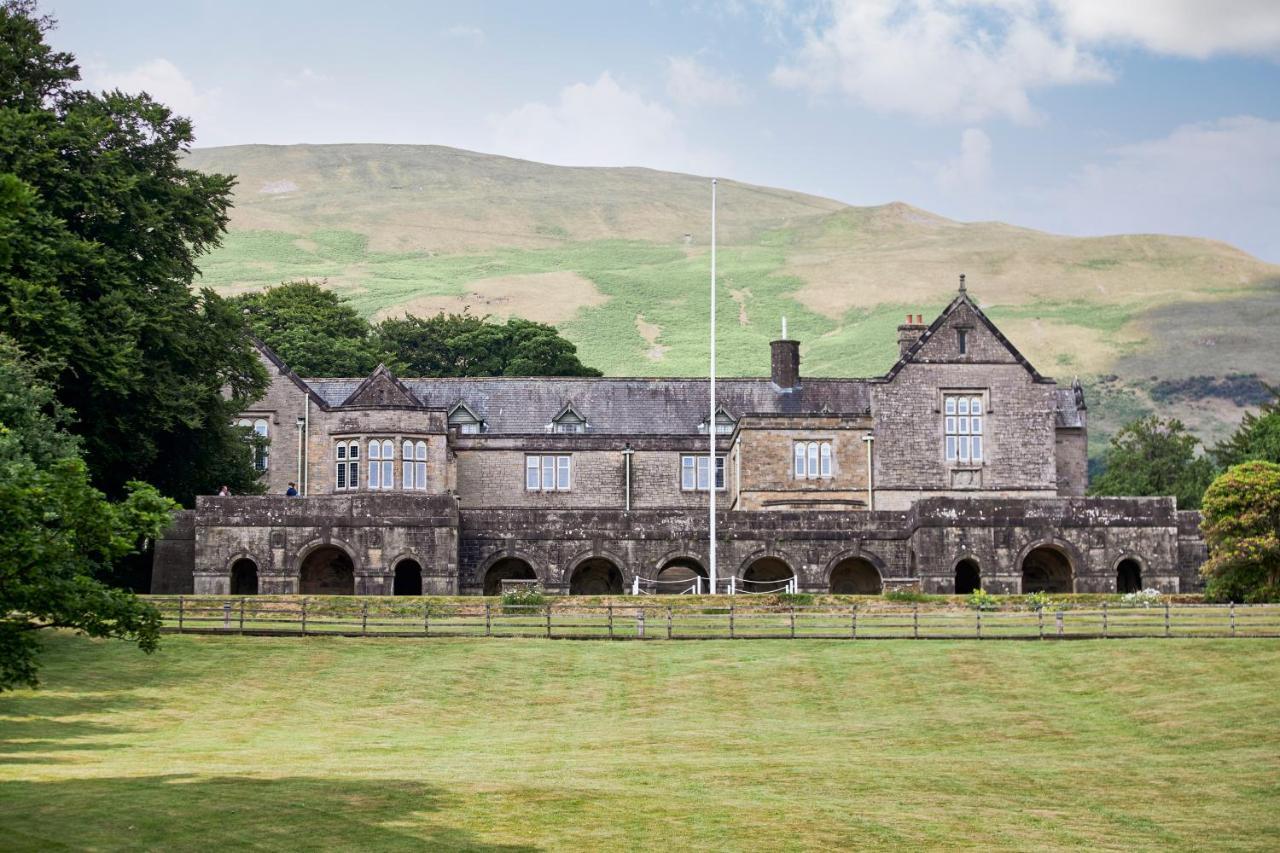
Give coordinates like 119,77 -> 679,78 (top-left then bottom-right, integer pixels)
368,440 -> 382,489
381,439 -> 393,488
402,440 -> 428,490
793,442 -> 805,478
819,442 -> 832,477
793,440 -> 834,479
335,440 -> 360,491
236,418 -> 270,471
414,440 -> 427,488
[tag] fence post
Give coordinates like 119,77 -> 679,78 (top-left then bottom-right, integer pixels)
913,604 -> 919,639
239,597 -> 246,634
178,595 -> 184,633
484,602 -> 491,637
636,608 -> 645,639
608,603 -> 614,640
1055,609 -> 1064,638
1164,602 -> 1171,638
1230,602 -> 1236,637
851,606 -> 857,640
667,605 -> 673,639
300,598 -> 308,635
1037,607 -> 1043,639
223,601 -> 231,630
632,575 -> 640,596
1102,601 -> 1108,639
729,602 -> 735,639
790,606 -> 796,639
361,600 -> 368,636
546,604 -> 552,638
424,601 -> 430,637
976,608 -> 981,639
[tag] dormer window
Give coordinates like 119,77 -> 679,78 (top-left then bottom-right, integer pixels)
448,403 -> 485,435
699,408 -> 736,435
551,405 -> 587,434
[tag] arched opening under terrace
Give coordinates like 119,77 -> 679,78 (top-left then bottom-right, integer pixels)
393,559 -> 423,596
299,546 -> 355,595
741,556 -> 795,593
954,559 -> 981,596
230,558 -> 258,596
829,557 -> 882,595
654,557 -> 707,594
1021,546 -> 1073,594
568,557 -> 624,595
1117,558 -> 1143,594
482,557 -> 537,597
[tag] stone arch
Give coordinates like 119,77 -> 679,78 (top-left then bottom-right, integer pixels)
298,544 -> 356,595
740,552 -> 796,593
654,552 -> 707,594
229,556 -> 258,596
1115,555 -> 1144,594
1019,541 -> 1075,594
827,556 -> 882,595
566,553 -> 625,595
480,552 -> 539,596
954,556 -> 981,595
393,557 -> 423,596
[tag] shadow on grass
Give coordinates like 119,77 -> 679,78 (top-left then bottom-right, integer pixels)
0,775 -> 540,851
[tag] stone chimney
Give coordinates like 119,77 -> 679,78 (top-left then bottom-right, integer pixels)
771,338 -> 801,391
897,313 -> 927,358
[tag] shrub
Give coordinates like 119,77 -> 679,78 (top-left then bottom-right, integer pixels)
500,587 -> 547,611
1023,591 -> 1053,612
776,592 -> 815,606
965,589 -> 999,611
1200,461 -> 1280,602
1119,588 -> 1164,607
883,588 -> 930,603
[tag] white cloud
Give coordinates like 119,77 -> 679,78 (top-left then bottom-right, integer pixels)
772,0 -> 1111,124
666,56 -> 748,106
442,25 -> 485,43
1052,0 -> 1280,59
934,127 -> 992,191
279,67 -> 329,90
1043,116 -> 1280,260
489,72 -> 716,171
85,58 -> 219,120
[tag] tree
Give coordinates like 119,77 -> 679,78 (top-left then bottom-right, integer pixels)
232,280 -> 384,377
0,1 -> 265,504
0,336 -> 177,689
1213,386 -> 1280,469
1089,415 -> 1216,509
373,312 -> 602,377
1200,461 -> 1280,602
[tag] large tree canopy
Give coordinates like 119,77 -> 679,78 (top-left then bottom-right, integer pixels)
0,335 -> 176,689
235,280 -> 602,378
1213,387 -> 1280,470
1089,415 -> 1217,509
1200,461 -> 1280,603
0,0 -> 265,504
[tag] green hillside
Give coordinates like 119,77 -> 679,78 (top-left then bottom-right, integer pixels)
186,144 -> 1280,457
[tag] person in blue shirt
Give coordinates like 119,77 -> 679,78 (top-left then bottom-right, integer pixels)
285,482 -> 299,497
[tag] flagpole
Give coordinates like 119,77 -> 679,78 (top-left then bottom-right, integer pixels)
709,178 -> 717,595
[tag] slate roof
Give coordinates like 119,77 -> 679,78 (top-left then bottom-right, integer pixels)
302,376 -> 871,435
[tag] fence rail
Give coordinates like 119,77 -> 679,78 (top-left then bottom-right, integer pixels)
148,598 -> 1280,641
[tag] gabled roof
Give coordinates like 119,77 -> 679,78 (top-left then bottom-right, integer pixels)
340,364 -> 423,408
876,291 -> 1052,384
551,402 -> 586,423
251,336 -> 333,410
447,401 -> 483,423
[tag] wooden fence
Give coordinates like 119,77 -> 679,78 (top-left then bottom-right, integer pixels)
148,598 -> 1280,640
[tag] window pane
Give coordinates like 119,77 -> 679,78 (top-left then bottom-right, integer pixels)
254,419 -> 269,437
945,416 -> 955,435
794,443 -> 805,478
369,441 -> 380,460
403,460 -> 412,489
542,456 -> 554,490
383,460 -> 393,488
820,443 -> 832,476
946,436 -> 956,460
715,457 -> 725,489
945,397 -> 956,414
958,435 -> 970,461
697,456 -> 709,490
337,444 -> 346,460
971,416 -> 982,435
959,398 -> 970,415
682,456 -> 695,490
972,436 -> 983,461
807,442 -> 818,478
971,396 -> 982,414
337,463 -> 346,489
557,456 -> 571,490
416,461 -> 427,488
369,459 -> 380,488
349,443 -> 358,460
403,440 -> 412,459
526,457 -> 539,490
382,440 -> 393,460
416,441 -> 427,461
958,416 -> 969,435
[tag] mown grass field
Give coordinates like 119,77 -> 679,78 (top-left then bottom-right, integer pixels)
3,633 -> 1278,851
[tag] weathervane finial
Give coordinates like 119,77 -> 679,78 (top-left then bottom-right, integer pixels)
959,273 -> 966,293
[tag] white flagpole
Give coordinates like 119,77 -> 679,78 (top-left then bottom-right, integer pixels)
709,178 -> 717,595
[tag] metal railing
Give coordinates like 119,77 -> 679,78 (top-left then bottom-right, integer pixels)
149,598 -> 1280,640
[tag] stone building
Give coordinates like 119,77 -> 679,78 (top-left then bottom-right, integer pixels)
154,283 -> 1207,596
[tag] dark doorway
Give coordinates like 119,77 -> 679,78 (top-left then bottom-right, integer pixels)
569,558 -> 624,595
1117,558 -> 1142,593
299,546 -> 355,595
1022,546 -> 1072,594
829,557 -> 882,594
230,558 -> 258,595
394,559 -> 423,596
955,559 -> 980,595
655,558 -> 707,594
483,557 -> 537,596
742,557 -> 795,592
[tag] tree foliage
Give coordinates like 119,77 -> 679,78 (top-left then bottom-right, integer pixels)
232,280 -> 383,376
1089,415 -> 1216,509
0,0 -> 265,504
1212,385 -> 1280,469
0,336 -> 176,689
1200,461 -> 1280,602
236,280 -> 602,378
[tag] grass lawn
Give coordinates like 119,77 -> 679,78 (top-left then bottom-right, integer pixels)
2,634 -> 1278,851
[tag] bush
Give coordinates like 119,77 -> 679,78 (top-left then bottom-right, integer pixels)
776,592 -> 815,606
1200,461 -> 1280,602
500,587 -> 547,611
1023,591 -> 1053,612
883,588 -> 930,603
965,589 -> 999,611
1119,588 -> 1164,607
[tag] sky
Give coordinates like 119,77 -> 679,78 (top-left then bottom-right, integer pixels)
44,0 -> 1280,261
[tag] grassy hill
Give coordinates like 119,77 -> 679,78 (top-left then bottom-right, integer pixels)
186,144 -> 1280,458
